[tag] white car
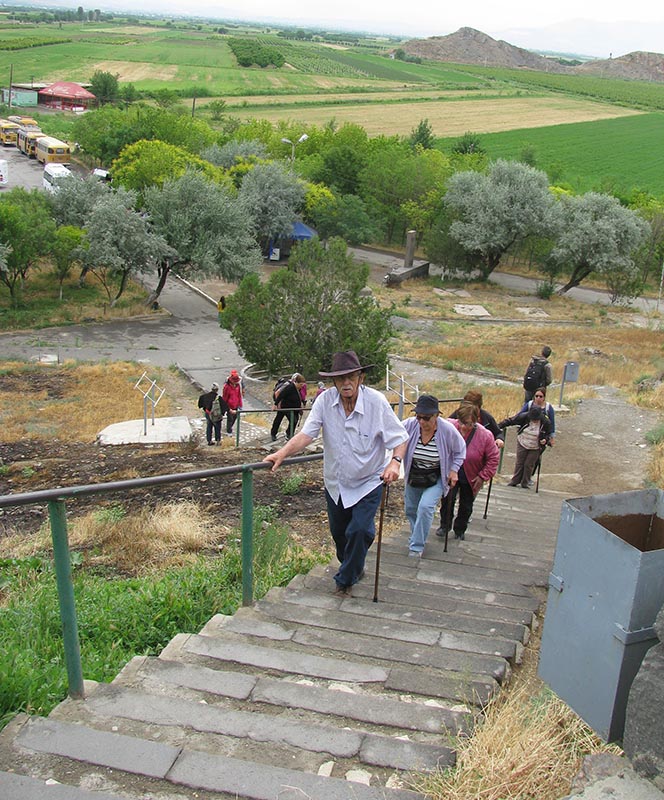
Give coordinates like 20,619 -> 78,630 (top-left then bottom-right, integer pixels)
43,163 -> 73,193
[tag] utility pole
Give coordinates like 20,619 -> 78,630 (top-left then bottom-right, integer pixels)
8,63 -> 13,110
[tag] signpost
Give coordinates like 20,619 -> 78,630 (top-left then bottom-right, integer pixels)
134,372 -> 165,436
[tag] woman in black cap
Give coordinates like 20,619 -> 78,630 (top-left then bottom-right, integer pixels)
402,394 -> 466,557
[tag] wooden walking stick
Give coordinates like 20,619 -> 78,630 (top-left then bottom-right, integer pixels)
372,482 -> 389,603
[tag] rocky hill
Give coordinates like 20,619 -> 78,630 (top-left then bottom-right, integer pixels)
400,27 -> 569,73
576,50 -> 664,81
399,27 -> 664,82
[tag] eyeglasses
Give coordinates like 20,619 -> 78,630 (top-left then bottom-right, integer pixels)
416,414 -> 434,421
534,394 -> 545,398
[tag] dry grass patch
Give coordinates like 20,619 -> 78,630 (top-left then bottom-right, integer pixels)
0,500 -> 223,575
239,96 -> 642,137
0,362 -> 190,443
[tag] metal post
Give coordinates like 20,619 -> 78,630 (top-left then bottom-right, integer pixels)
398,376 -> 404,420
241,468 -> 254,606
559,374 -> 566,409
143,394 -> 148,436
150,381 -> 156,426
48,500 -> 84,698
235,409 -> 241,448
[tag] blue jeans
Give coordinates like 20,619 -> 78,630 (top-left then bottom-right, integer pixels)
325,484 -> 383,589
405,478 -> 444,553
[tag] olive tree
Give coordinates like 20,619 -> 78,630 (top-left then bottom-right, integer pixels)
445,159 -> 559,279
144,171 -> 263,303
548,192 -> 649,295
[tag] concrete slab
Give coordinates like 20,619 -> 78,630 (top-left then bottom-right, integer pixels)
453,304 -> 491,317
169,748 -> 423,799
0,771 -> 135,800
17,717 -> 180,778
97,416 -> 193,445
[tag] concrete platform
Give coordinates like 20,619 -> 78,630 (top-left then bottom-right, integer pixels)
97,416 -> 194,445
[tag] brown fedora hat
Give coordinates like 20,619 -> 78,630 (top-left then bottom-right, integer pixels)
319,350 -> 374,377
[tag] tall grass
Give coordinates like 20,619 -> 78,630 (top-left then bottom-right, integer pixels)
0,503 -> 325,729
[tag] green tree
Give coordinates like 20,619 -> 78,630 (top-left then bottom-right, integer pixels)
111,139 -> 226,200
223,237 -> 393,377
547,192 -> 649,294
207,99 -> 227,120
119,83 -> 139,105
451,131 -> 485,155
90,70 -> 120,105
238,162 -> 305,253
445,159 -> 559,279
151,89 -> 180,110
409,118 -> 434,150
0,189 -> 56,306
76,191 -> 175,305
51,225 -> 84,300
307,192 -> 377,246
144,171 -> 262,303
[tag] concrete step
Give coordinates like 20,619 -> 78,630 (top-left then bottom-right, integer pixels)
264,584 -> 529,643
0,769 -> 142,800
13,716 -> 423,799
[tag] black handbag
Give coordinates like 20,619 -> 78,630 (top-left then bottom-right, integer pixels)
408,464 -> 441,488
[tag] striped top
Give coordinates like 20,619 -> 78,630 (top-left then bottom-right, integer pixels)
412,437 -> 441,470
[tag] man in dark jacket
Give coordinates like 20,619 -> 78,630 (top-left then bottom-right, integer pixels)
198,382 -> 223,445
523,345 -> 553,402
270,373 -> 305,441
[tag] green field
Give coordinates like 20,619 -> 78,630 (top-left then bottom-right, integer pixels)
440,113 -> 664,195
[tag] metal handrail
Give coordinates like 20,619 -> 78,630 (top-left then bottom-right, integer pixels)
0,453 -> 323,699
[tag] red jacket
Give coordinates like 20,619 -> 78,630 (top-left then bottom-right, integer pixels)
449,418 -> 500,496
222,380 -> 243,411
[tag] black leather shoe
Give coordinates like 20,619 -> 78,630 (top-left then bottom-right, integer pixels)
454,531 -> 465,540
435,527 -> 448,538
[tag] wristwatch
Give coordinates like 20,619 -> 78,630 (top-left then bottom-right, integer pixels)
392,456 -> 402,463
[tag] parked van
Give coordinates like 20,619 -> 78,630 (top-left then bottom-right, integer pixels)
17,128 -> 45,157
0,159 -> 7,187
35,136 -> 71,165
0,119 -> 20,146
43,163 -> 73,193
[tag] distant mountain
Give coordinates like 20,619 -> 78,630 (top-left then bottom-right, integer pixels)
400,27 -> 569,73
576,51 -> 664,82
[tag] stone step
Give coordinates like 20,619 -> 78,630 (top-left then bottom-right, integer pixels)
14,717 -> 423,799
123,655 -> 470,739
0,769 -> 140,800
166,628 -> 497,706
300,568 -> 539,619
187,618 -> 509,684
59,682 -> 455,773
265,584 -> 529,643
230,598 -> 518,660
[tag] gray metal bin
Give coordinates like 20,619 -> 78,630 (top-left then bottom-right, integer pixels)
539,489 -> 664,742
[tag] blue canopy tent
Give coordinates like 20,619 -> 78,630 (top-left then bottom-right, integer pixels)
268,221 -> 317,260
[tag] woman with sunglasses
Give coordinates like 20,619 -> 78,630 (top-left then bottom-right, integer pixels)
519,386 -> 555,445
440,402 -> 500,541
402,395 -> 466,558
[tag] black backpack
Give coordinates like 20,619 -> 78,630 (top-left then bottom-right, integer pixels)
523,359 -> 546,392
272,377 -> 290,404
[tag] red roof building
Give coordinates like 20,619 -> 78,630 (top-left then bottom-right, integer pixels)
38,82 -> 97,112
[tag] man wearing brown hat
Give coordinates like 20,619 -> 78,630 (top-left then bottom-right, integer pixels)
264,350 -> 408,596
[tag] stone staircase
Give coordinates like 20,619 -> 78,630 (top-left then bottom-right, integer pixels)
0,483 -> 564,800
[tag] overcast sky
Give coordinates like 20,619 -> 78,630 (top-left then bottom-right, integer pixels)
149,0 -> 664,57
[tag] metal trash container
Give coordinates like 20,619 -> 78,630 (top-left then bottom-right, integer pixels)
539,489 -> 664,742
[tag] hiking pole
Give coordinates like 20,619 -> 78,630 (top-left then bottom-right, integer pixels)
372,482 -> 389,603
483,478 -> 493,519
443,483 -> 455,553
535,452 -> 543,493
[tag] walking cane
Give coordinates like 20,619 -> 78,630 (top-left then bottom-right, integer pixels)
483,478 -> 493,519
443,482 -> 455,553
535,451 -> 543,493
372,482 -> 389,603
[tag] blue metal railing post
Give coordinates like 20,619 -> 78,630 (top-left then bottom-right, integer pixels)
241,467 -> 254,606
48,499 -> 85,699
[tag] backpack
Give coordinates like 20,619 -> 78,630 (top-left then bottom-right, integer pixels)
209,399 -> 224,423
272,377 -> 290,404
523,359 -> 546,392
